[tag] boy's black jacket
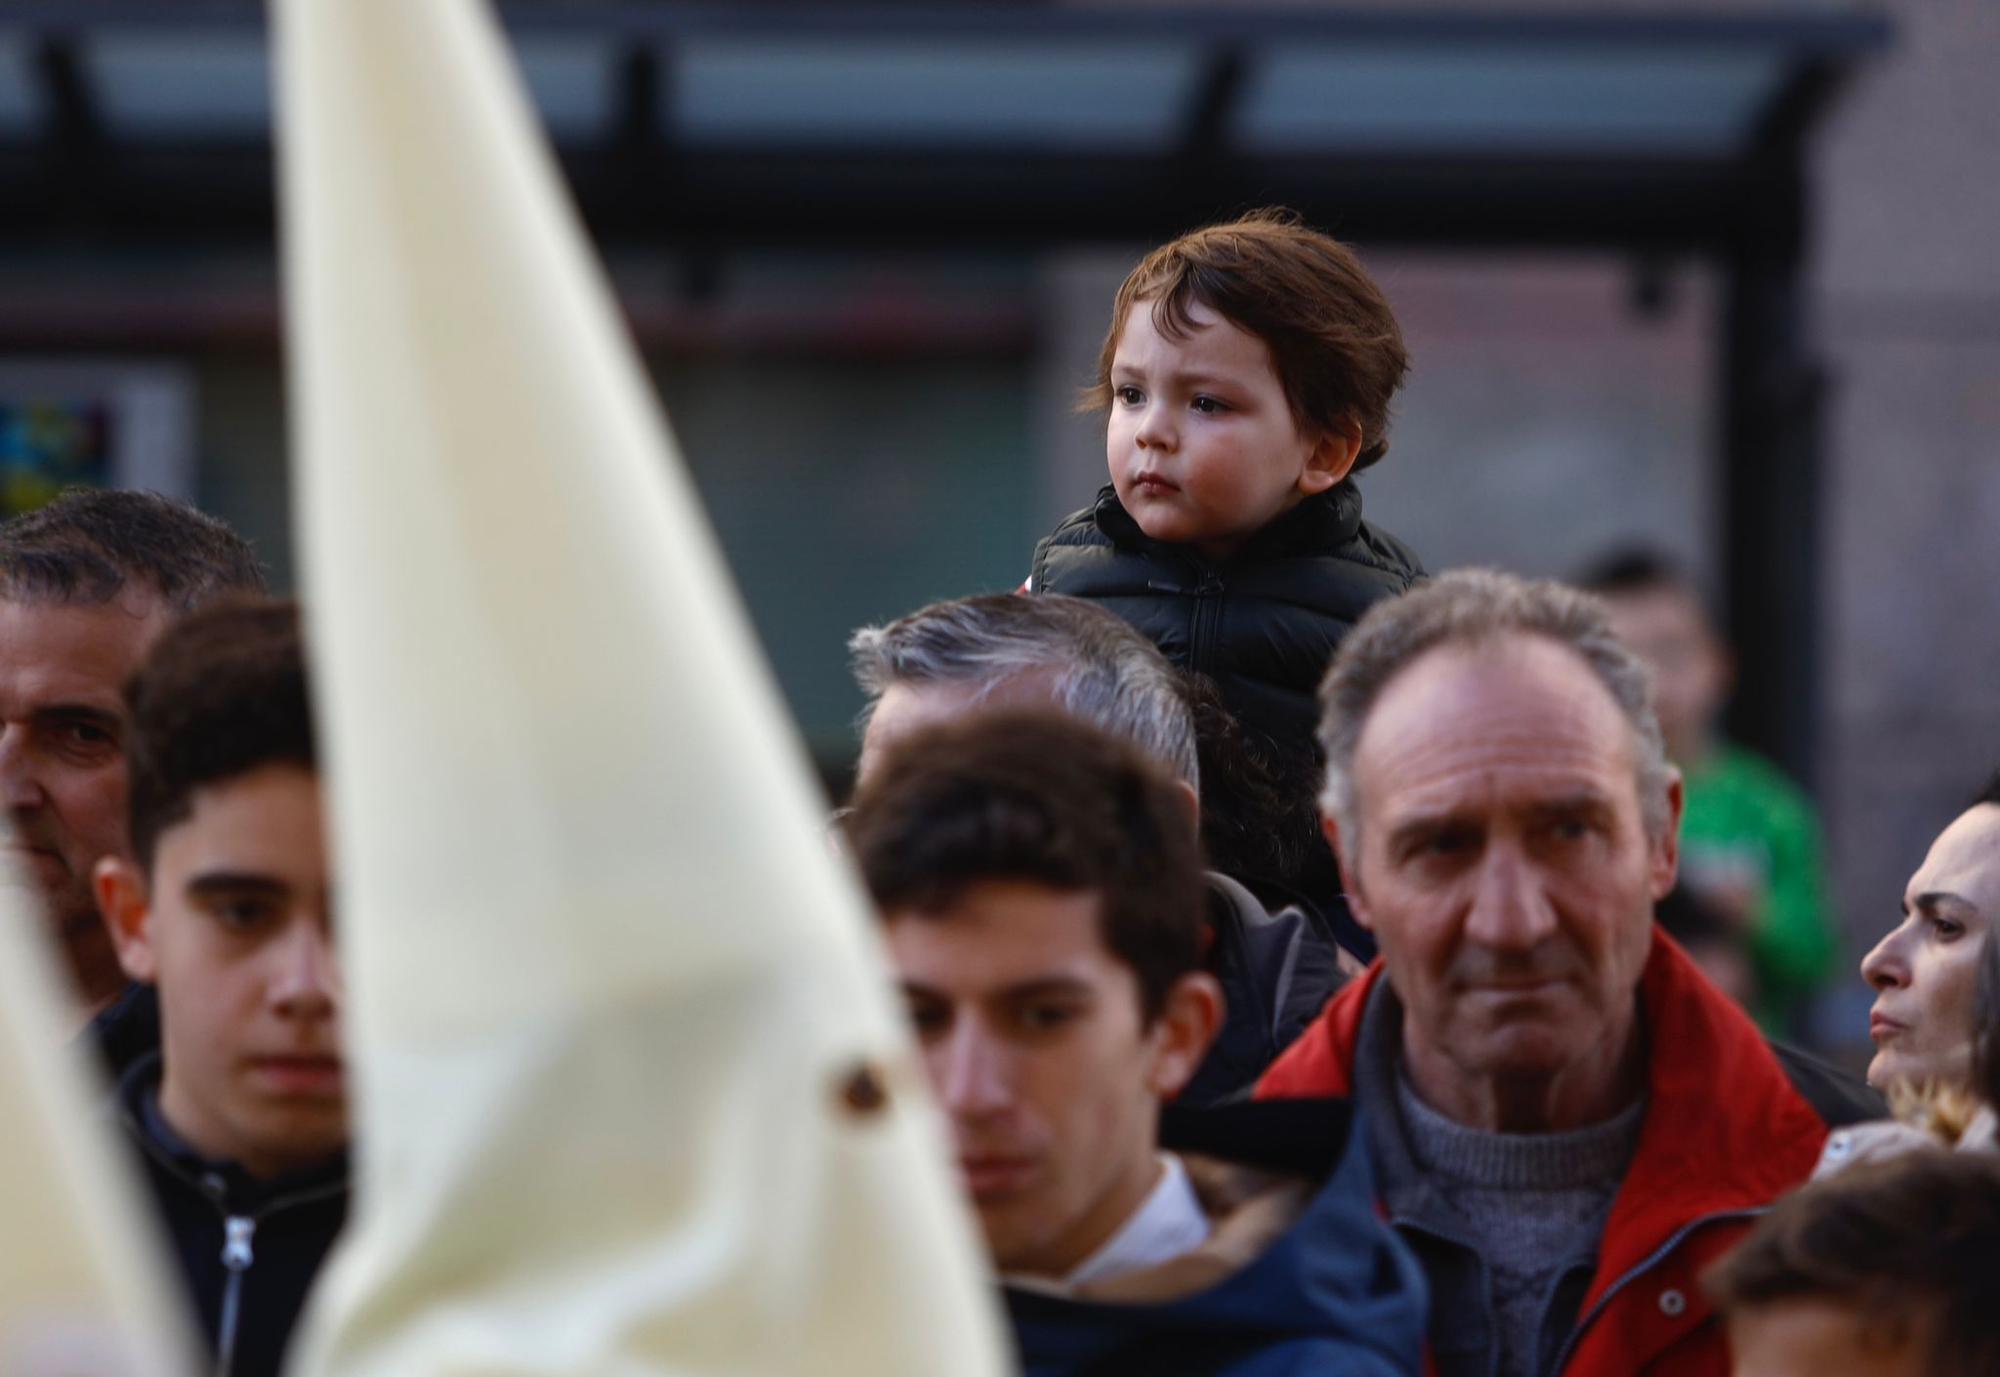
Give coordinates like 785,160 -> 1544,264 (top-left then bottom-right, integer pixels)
1031,481 -> 1423,755
112,1053 -> 348,1377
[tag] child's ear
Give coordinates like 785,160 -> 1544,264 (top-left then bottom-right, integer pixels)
1298,417 -> 1363,496
94,856 -> 158,984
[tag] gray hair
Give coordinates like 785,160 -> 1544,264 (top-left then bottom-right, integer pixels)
1318,568 -> 1674,844
849,593 -> 1200,790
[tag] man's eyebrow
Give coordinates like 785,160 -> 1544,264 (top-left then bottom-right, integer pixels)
28,702 -> 122,727
896,977 -> 1094,1002
185,872 -> 289,898
1383,808 -> 1470,841
997,978 -> 1094,1001
1529,792 -> 1617,819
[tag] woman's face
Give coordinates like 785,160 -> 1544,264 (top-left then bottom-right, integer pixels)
1861,804 -> 2000,1092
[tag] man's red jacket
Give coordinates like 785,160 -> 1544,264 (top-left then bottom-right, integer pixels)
1256,931 -> 1880,1377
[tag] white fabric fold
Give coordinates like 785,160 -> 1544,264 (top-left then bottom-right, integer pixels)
272,0 -> 1007,1372
0,868 -> 190,1377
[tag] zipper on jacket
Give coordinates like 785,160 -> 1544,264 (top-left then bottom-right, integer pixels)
121,1103 -> 347,1377
214,1215 -> 257,1377
1547,1206 -> 1764,1374
1190,569 -> 1224,671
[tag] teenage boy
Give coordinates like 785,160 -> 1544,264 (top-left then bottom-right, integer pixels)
1030,208 -> 1424,936
94,598 -> 345,1377
844,711 -> 1425,1377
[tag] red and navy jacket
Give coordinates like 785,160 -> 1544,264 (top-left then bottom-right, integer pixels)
1256,930 -> 1880,1377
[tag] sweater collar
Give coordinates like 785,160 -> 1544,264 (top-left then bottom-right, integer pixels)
1340,932 -> 1831,1271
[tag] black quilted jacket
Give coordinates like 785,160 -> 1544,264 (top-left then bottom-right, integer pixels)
1030,481 -> 1424,752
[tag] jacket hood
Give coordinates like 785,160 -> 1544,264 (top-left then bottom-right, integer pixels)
1004,1099 -> 1426,1376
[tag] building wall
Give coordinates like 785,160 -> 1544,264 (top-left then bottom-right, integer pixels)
1814,0 -> 2000,956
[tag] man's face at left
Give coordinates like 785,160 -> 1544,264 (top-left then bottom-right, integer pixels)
0,592 -> 173,1006
885,879 -> 1217,1279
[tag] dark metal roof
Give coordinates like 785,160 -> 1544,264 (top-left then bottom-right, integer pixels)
0,3 -> 1889,253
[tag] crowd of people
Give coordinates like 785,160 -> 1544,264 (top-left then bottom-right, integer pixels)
3,209 -> 1995,1376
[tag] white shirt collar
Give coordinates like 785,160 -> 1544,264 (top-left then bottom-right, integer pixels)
1007,1154 -> 1212,1295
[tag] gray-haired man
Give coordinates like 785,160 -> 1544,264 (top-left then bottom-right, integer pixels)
1257,568 -> 1878,1377
850,592 -> 1350,1103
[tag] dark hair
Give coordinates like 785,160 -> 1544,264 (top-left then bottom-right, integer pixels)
1086,208 -> 1409,471
125,598 -> 314,866
1179,669 -> 1315,885
1976,929 -> 2000,1115
1973,768 -> 2000,811
1705,1152 -> 2000,1376
1574,545 -> 1695,599
844,711 -> 1207,1020
0,488 -> 266,612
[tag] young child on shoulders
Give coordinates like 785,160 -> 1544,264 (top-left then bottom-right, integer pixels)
94,598 -> 344,1377
1031,210 -> 1422,923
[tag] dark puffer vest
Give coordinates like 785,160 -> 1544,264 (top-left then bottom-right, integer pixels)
1030,482 -> 1423,754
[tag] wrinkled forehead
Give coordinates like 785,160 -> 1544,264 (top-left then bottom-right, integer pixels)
1908,804 -> 2000,916
858,669 -> 1063,779
0,592 -> 173,697
1353,635 -> 1642,819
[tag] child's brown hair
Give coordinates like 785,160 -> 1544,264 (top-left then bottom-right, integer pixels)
1086,208 -> 1409,471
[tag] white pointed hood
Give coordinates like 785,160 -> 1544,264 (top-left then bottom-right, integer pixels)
0,884 -> 191,1377
271,0 -> 1008,1372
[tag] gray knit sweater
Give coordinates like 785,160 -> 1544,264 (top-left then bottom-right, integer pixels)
1394,1075 -> 1645,1377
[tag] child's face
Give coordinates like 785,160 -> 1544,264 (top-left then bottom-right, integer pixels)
1106,297 -> 1351,561
102,763 -> 343,1179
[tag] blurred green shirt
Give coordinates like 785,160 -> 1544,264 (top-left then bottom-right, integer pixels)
1678,743 -> 1835,1033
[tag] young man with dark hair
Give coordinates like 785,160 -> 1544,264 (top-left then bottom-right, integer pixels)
844,711 -> 1424,1377
93,598 -> 345,1377
1706,1151 -> 2000,1377
0,487 -> 266,1020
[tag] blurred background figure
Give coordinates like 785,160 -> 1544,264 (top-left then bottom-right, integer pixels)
1705,1150 -> 2000,1377
1583,548 -> 1835,1035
